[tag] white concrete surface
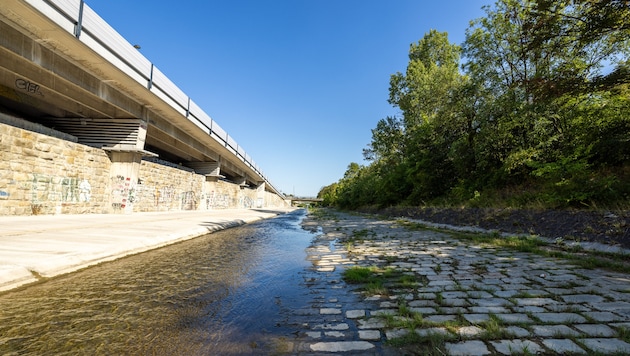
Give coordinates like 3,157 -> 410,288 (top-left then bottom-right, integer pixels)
0,208 -> 296,292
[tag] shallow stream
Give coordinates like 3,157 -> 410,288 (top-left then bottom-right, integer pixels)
0,209 -> 319,355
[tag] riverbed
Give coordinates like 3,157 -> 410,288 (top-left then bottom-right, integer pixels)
0,209 -> 319,355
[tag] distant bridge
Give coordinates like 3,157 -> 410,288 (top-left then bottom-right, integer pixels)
289,197 -> 323,205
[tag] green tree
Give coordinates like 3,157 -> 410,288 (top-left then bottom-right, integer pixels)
389,29 -> 462,128
362,116 -> 405,163
317,182 -> 339,207
320,0 -> 629,209
462,0 -> 629,205
389,30 -> 465,201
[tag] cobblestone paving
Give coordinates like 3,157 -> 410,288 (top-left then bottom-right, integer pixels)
283,211 -> 630,355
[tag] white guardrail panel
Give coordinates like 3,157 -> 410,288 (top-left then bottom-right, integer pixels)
25,0 -> 79,34
187,100 -> 212,133
150,66 -> 188,116
23,0 -> 279,193
80,4 -> 152,86
237,146 -> 246,161
226,136 -> 238,155
185,113 -> 211,135
210,122 -> 227,145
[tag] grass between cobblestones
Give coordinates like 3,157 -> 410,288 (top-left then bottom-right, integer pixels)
397,220 -> 630,274
342,266 -> 451,354
342,263 -> 630,355
330,209 -> 630,354
343,266 -> 423,296
342,267 -> 526,354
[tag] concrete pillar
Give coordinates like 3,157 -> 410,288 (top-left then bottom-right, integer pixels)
93,117 -> 153,214
234,176 -> 248,187
186,161 -> 223,180
256,182 -> 265,208
107,150 -> 143,214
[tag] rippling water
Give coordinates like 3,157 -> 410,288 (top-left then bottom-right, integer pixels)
0,209 -> 317,355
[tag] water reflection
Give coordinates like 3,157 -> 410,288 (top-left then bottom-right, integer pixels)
0,209 -> 315,355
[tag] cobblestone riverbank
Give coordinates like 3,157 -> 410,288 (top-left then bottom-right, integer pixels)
282,209 -> 630,355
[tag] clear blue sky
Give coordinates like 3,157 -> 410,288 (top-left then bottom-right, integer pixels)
88,0 -> 490,197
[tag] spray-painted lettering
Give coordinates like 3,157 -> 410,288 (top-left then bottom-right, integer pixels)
15,78 -> 43,96
31,174 -> 89,204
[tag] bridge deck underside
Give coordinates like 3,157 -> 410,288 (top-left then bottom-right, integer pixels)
0,0 -> 275,192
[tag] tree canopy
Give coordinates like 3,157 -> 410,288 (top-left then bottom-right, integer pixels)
319,0 -> 630,210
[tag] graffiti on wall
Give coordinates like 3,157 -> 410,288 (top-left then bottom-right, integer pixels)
15,78 -> 44,97
181,191 -> 197,210
158,185 -> 175,205
31,174 -> 91,204
142,184 -> 179,209
205,191 -> 231,209
116,180 -> 201,211
108,176 -> 185,211
79,179 -> 91,202
4,171 -> 281,213
110,175 -> 132,210
239,196 -> 254,209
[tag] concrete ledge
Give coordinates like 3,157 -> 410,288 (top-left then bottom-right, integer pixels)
0,265 -> 38,291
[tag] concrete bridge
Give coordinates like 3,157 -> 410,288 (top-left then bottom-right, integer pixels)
289,197 -> 323,206
0,0 -> 288,215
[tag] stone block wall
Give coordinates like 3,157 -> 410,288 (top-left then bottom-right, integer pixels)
134,160 -> 288,211
0,123 -> 111,215
133,160 -> 204,212
1,122 -> 288,215
261,188 -> 290,209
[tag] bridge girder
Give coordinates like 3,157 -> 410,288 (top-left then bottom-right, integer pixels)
0,0 -> 278,194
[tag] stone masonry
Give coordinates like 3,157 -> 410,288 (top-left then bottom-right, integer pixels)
0,122 -> 111,215
0,121 -> 287,216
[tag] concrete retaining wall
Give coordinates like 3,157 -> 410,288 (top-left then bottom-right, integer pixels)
0,121 -> 288,216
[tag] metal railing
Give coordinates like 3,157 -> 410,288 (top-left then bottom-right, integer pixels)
25,0 -> 279,193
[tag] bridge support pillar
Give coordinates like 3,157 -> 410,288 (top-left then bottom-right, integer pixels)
256,182 -> 265,208
186,161 -> 223,180
106,149 -> 144,214
234,176 -> 248,188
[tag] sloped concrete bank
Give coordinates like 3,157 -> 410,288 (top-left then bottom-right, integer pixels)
0,208 -> 296,292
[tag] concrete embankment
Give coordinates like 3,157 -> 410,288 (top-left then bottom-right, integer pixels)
0,208 -> 297,292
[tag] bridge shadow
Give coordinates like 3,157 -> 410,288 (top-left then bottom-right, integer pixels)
198,220 -> 247,230
195,209 -> 297,231
251,208 -> 299,215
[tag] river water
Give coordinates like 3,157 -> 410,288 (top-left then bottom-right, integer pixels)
0,209 -> 321,355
